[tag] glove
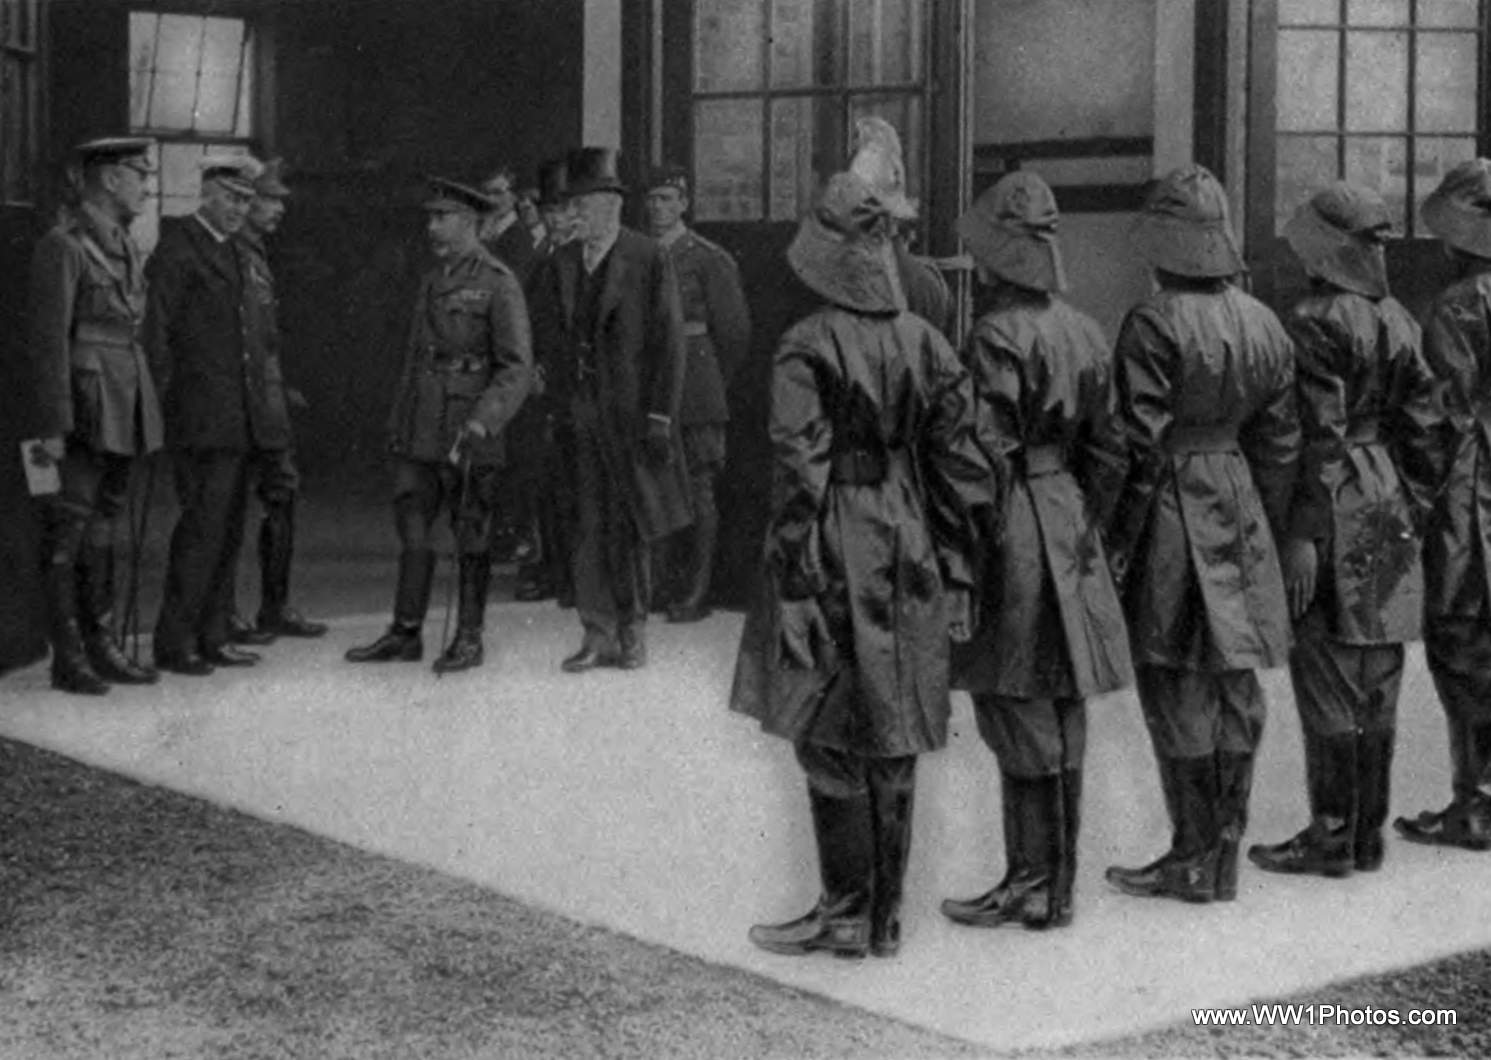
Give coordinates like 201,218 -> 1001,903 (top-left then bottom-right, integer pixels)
642,415 -> 672,466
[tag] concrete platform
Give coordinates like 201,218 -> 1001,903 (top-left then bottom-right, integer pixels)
2,604 -> 1487,1051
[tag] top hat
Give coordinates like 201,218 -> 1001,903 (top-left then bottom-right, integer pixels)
958,170 -> 1067,293
74,136 -> 155,174
565,147 -> 627,198
536,157 -> 570,207
1422,158 -> 1491,260
200,153 -> 262,196
1282,181 -> 1393,298
1131,164 -> 1246,279
423,176 -> 497,214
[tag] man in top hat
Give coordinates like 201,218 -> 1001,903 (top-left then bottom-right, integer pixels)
345,177 -> 532,672
27,136 -> 163,693
1247,183 -> 1439,879
1103,164 -> 1300,905
1393,159 -> 1491,851
528,146 -> 692,671
480,164 -> 538,286
642,163 -> 751,623
148,152 -> 291,676
222,157 -> 329,645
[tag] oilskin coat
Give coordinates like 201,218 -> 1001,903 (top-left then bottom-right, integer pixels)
1108,283 -> 1300,671
1285,288 -> 1440,643
953,288 -> 1132,698
729,309 -> 997,757
387,245 -> 532,468
1420,263 -> 1491,621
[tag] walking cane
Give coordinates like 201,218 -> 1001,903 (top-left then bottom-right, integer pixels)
121,453 -> 158,665
435,437 -> 474,679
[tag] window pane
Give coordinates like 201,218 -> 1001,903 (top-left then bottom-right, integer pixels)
1345,30 -> 1407,131
694,0 -> 764,92
129,12 -> 160,130
147,16 -> 204,130
1416,137 -> 1479,231
1279,0 -> 1341,24
235,49 -> 254,138
1276,136 -> 1340,234
848,0 -> 922,85
1419,0 -> 1480,28
1346,0 -> 1409,25
849,93 -> 923,203
1277,30 -> 1340,131
693,99 -> 764,222
769,97 -> 827,221
1344,136 -> 1407,229
1417,33 -> 1479,133
770,0 -> 841,89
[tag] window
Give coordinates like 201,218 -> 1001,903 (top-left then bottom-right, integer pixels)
1,0 -> 40,206
690,0 -> 926,223
128,11 -> 254,251
1275,0 -> 1485,235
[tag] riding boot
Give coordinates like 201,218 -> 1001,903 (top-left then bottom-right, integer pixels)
941,773 -> 1061,929
44,558 -> 107,696
77,542 -> 157,684
1214,750 -> 1255,898
749,787 -> 873,959
866,758 -> 916,957
256,502 -> 328,637
1052,768 -> 1082,926
1105,756 -> 1218,903
1248,732 -> 1355,877
1354,728 -> 1395,870
433,554 -> 490,673
345,549 -> 433,662
667,478 -> 717,624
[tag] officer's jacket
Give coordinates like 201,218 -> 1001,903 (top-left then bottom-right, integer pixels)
1285,288 -> 1438,644
660,227 -> 750,426
28,203 -> 162,455
1108,281 -> 1300,671
1420,263 -> 1491,621
388,244 -> 532,466
145,214 -> 291,451
952,288 -> 1132,699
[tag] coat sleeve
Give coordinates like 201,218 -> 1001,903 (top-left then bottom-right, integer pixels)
766,336 -> 832,600
644,247 -> 688,422
1076,344 -> 1130,528
1106,308 -> 1177,577
471,271 -> 534,437
703,250 -> 752,388
1284,312 -> 1346,547
1238,324 -> 1300,540
922,335 -> 1001,591
28,234 -> 81,439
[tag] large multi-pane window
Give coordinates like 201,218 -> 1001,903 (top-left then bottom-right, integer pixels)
128,10 -> 253,251
0,0 -> 40,206
1275,0 -> 1484,235
690,0 -> 926,223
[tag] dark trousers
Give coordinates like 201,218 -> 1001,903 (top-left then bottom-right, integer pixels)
1290,604 -> 1403,738
392,457 -> 499,557
570,400 -> 647,649
38,444 -> 134,564
972,694 -> 1086,778
228,446 -> 300,615
1137,664 -> 1267,759
155,449 -> 251,654
1427,612 -> 1491,728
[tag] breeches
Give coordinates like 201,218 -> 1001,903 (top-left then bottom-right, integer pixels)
1136,665 -> 1266,758
971,694 -> 1087,778
38,444 -> 134,562
1289,605 -> 1403,737
795,741 -> 917,800
392,458 -> 499,556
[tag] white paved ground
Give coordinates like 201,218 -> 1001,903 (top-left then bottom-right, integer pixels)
1,605 -> 1487,1051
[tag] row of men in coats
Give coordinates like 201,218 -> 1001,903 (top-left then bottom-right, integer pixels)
27,139 -> 326,693
728,130 -> 1491,960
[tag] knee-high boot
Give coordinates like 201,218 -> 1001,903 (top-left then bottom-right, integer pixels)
433,554 -> 491,673
1248,732 -> 1354,877
1052,768 -> 1082,926
1354,728 -> 1395,870
1214,750 -> 1255,898
667,476 -> 717,624
941,773 -> 1062,929
1395,718 -> 1491,850
44,556 -> 107,696
867,758 -> 915,957
345,549 -> 434,662
77,541 -> 157,684
257,502 -> 327,637
1105,756 -> 1218,903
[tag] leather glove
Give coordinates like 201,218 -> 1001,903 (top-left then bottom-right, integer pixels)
642,415 -> 672,466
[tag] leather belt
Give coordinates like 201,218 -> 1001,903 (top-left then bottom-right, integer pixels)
829,449 -> 888,485
1166,423 -> 1239,454
1344,415 -> 1380,444
1022,443 -> 1067,477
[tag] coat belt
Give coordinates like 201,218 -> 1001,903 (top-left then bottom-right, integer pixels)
1166,423 -> 1239,454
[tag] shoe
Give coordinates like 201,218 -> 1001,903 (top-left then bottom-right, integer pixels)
1394,795 -> 1491,851
51,653 -> 110,696
85,635 -> 160,685
200,643 -> 260,667
1247,733 -> 1354,877
941,774 -> 1063,929
345,625 -> 423,663
561,642 -> 616,673
228,612 -> 277,646
155,651 -> 215,677
748,901 -> 870,959
258,607 -> 329,639
1247,822 -> 1354,877
432,627 -> 484,674
1105,755 -> 1219,904
515,574 -> 556,603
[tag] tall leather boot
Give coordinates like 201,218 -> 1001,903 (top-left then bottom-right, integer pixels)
78,542 -> 158,685
1052,768 -> 1082,926
1395,719 -> 1491,850
433,554 -> 490,673
941,773 -> 1062,929
1214,750 -> 1255,899
866,758 -> 916,957
749,787 -> 873,958
345,549 -> 433,662
667,478 -> 717,624
1354,728 -> 1394,870
1105,756 -> 1218,903
44,559 -> 108,696
257,502 -> 328,637
1248,732 -> 1355,877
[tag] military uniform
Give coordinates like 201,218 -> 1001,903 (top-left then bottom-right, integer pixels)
27,138 -> 163,693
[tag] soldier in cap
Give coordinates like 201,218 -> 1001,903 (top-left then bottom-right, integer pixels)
1103,164 -> 1300,905
527,147 -> 692,672
346,177 -> 532,672
149,153 -> 291,676
1393,159 -> 1491,851
221,158 -> 329,645
26,136 -> 163,693
642,163 -> 751,622
1247,183 -> 1439,878
730,170 -> 997,959
941,171 -> 1130,931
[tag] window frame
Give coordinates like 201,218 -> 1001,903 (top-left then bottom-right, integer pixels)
1,0 -> 42,208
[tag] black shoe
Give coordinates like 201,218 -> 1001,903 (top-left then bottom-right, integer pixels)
748,902 -> 870,959
345,625 -> 423,663
1247,822 -> 1354,877
1394,795 -> 1491,851
228,613 -> 277,646
515,575 -> 555,603
561,642 -> 616,673
51,657 -> 110,696
432,628 -> 484,673
155,650 -> 215,677
200,643 -> 260,667
85,636 -> 160,685
258,607 -> 329,639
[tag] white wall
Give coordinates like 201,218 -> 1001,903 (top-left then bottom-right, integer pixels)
582,0 -> 622,148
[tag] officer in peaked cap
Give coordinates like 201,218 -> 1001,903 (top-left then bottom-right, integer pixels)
641,163 -> 751,623
347,175 -> 533,673
27,136 -> 163,693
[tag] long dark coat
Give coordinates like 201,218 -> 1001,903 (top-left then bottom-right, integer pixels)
529,227 -> 693,541
387,245 -> 532,467
28,203 -> 162,455
953,289 -> 1132,699
1107,282 -> 1300,671
1285,287 -> 1439,643
1420,263 -> 1491,622
730,308 -> 997,757
145,214 -> 291,452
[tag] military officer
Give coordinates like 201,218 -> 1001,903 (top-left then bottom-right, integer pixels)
345,177 -> 532,672
27,136 -> 163,693
642,164 -> 751,623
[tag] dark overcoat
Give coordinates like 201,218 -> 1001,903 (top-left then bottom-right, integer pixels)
387,245 -> 533,467
484,218 -> 538,287
529,227 -> 693,541
953,289 -> 1132,699
1285,288 -> 1439,644
1107,282 -> 1300,671
29,203 -> 162,455
664,227 -> 750,426
729,308 -> 998,757
145,214 -> 291,452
